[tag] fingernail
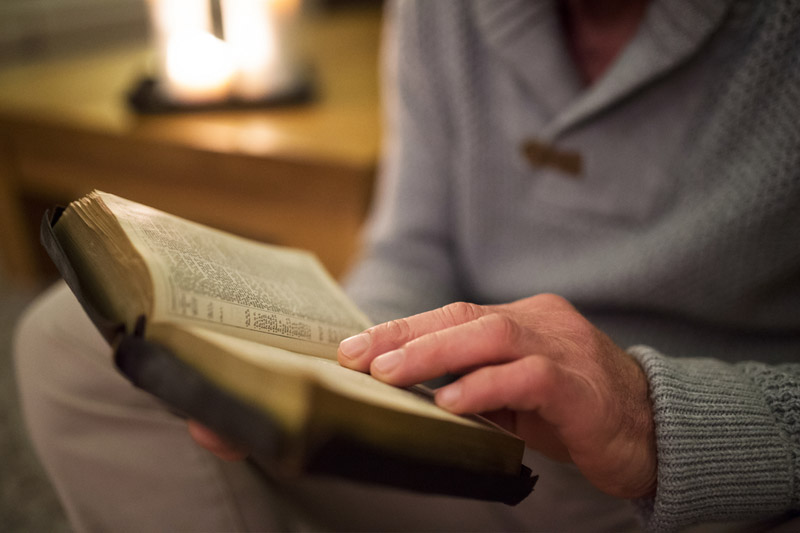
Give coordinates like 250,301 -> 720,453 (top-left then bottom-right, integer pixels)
339,333 -> 370,360
372,349 -> 403,375
435,383 -> 462,409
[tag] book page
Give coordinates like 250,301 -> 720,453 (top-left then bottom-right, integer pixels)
97,192 -> 371,358
149,323 -> 525,476
171,325 -> 489,430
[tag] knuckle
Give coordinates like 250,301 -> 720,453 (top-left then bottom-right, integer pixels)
529,293 -> 598,348
533,292 -> 575,311
480,312 -> 522,347
438,301 -> 484,325
382,318 -> 413,342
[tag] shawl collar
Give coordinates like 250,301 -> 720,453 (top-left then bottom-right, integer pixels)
471,0 -> 734,137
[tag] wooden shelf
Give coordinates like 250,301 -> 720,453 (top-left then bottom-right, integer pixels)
0,6 -> 382,285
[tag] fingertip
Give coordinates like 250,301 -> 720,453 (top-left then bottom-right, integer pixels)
187,420 -> 212,444
435,382 -> 463,411
187,421 -> 221,450
370,348 -> 404,378
338,332 -> 370,367
187,421 -> 248,461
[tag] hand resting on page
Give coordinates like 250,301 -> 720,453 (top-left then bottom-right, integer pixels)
337,295 -> 658,500
188,294 -> 657,499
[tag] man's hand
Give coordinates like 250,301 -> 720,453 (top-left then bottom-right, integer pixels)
337,294 -> 657,499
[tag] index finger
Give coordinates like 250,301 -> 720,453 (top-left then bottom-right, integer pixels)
338,301 -> 491,372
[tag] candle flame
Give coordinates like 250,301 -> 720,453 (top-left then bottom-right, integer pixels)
165,31 -> 236,103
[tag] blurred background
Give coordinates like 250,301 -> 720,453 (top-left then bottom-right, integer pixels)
0,0 -> 382,529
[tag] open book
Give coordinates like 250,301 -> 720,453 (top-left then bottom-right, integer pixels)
41,190 -> 536,504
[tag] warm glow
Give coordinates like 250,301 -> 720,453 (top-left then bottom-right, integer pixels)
270,0 -> 300,17
147,0 -> 301,105
165,31 -> 236,104
222,0 -> 299,100
150,0 -> 211,36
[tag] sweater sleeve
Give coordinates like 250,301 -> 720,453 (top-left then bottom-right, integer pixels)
343,0 -> 462,324
629,346 -> 800,531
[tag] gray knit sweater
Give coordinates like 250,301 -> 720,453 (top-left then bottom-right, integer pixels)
345,0 -> 800,530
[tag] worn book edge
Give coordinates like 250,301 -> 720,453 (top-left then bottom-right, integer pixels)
40,209 -> 538,505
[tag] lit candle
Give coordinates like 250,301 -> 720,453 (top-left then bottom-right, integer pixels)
147,0 -> 235,104
164,31 -> 236,104
221,0 -> 301,101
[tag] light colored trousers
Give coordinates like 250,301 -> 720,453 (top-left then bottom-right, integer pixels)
14,282 -> 639,532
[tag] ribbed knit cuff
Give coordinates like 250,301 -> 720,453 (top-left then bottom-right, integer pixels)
628,346 -> 794,532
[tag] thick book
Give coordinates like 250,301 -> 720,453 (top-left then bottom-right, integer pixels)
41,190 -> 537,504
